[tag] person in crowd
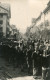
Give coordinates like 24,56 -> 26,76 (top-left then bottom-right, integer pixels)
42,42 -> 50,80
32,43 -> 39,78
26,45 -> 33,75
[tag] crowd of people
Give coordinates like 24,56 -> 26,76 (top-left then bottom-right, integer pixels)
0,38 -> 50,80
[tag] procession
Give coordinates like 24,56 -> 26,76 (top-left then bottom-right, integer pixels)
0,38 -> 50,80
0,0 -> 50,80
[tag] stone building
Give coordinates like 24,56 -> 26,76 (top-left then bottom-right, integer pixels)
10,25 -> 19,40
11,25 -> 17,35
30,1 -> 50,33
43,1 -> 50,29
0,3 -> 11,38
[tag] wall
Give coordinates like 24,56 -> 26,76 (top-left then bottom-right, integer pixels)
3,14 -> 7,37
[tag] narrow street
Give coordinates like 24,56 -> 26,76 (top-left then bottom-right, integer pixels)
0,1 -> 50,80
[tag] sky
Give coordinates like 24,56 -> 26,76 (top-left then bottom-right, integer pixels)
0,0 -> 49,33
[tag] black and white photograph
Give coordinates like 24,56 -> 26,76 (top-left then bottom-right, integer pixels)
0,0 -> 50,80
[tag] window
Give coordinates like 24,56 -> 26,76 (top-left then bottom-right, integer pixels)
7,22 -> 9,25
0,27 -> 3,32
0,14 -> 3,18
0,20 -> 3,24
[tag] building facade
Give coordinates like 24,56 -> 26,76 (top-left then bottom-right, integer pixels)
0,3 -> 11,38
43,1 -> 50,29
30,1 -> 50,33
10,25 -> 19,40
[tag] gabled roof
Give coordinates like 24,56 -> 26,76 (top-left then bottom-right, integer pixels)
0,3 -> 11,18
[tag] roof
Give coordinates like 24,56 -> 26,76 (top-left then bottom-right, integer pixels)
11,25 -> 17,30
36,12 -> 42,22
43,1 -> 50,14
0,2 -> 11,18
43,5 -> 50,14
47,1 -> 50,6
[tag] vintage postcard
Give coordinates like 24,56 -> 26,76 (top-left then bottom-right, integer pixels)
0,0 -> 50,80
